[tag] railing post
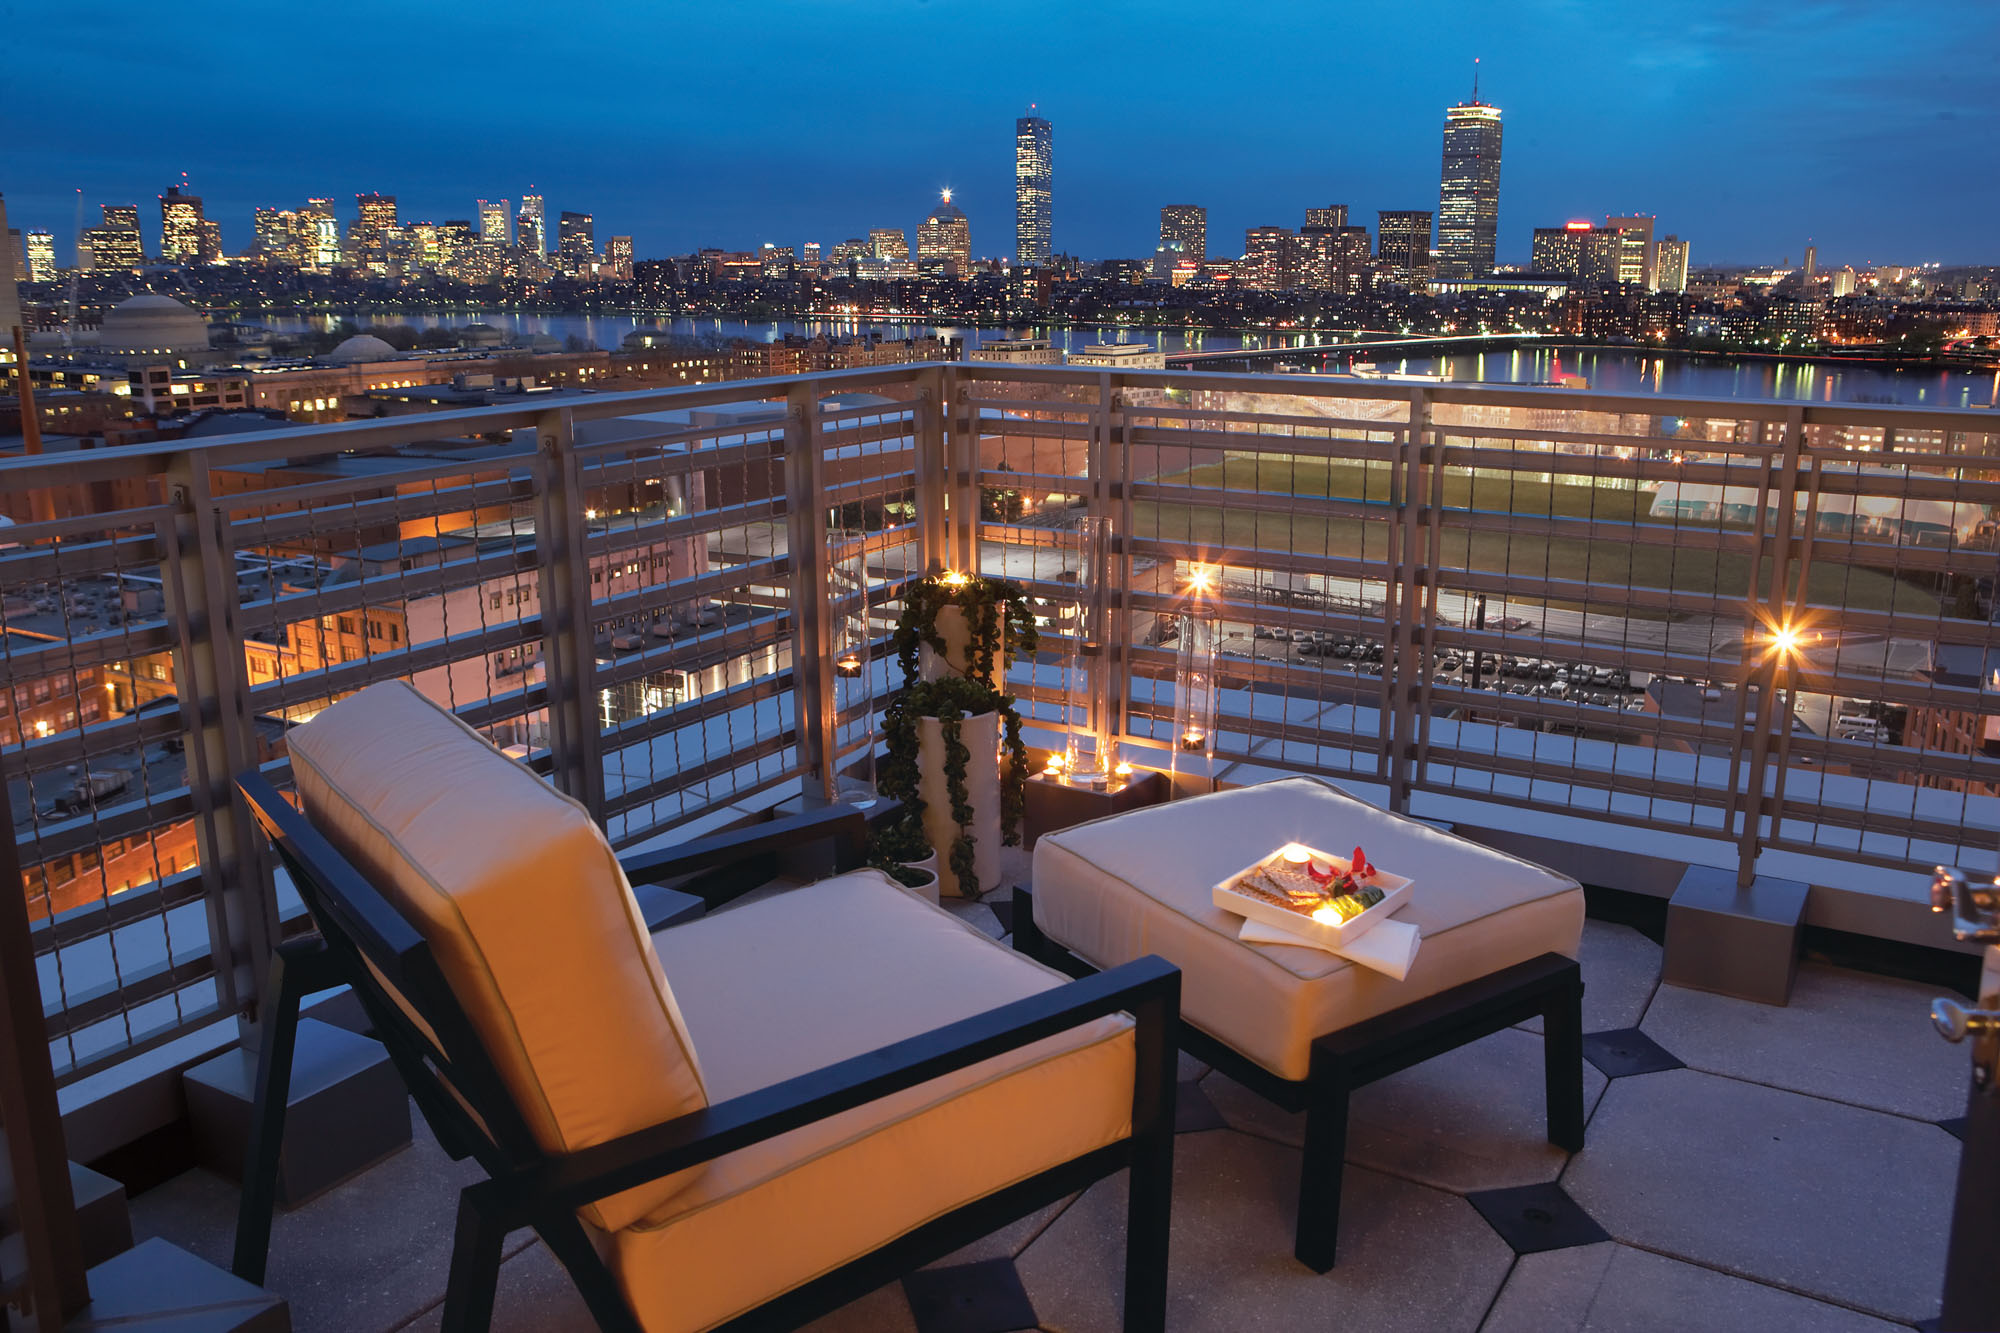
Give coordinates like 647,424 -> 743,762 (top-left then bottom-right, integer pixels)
1094,374 -> 1133,753
161,451 -> 271,1020
0,777 -> 91,1329
533,408 -> 607,820
913,366 -> 950,576
785,380 -> 838,803
943,363 -> 981,574
1734,405 -> 1806,886
1384,389 -> 1431,812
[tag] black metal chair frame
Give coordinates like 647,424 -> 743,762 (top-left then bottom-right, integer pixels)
230,772 -> 1182,1332
1012,885 -> 1583,1272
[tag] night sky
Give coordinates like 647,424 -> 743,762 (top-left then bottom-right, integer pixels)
5,0 -> 1995,268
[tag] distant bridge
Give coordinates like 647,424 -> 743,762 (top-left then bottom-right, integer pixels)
1163,331 -> 1545,368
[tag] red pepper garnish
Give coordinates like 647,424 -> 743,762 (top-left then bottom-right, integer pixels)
1352,846 -> 1372,878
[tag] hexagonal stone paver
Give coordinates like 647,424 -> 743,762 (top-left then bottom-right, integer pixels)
1520,919 -> 1662,1035
1563,1068 -> 1954,1323
1482,1241 -> 1908,1332
1642,961 -> 1968,1119
1017,1129 -> 1513,1332
1202,1027 -> 1607,1194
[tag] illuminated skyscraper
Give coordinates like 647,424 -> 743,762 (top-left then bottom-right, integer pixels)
1242,226 -> 1291,290
1436,72 -> 1502,279
916,190 -> 970,275
1015,111 -> 1052,267
305,198 -> 341,269
1604,214 -> 1656,288
160,184 -> 206,263
607,235 -> 633,280
85,204 -> 143,270
351,193 -> 397,263
1655,236 -> 1690,293
869,228 -> 909,261
1304,206 -> 1348,231
518,194 -> 546,254
478,199 -> 513,247
558,211 -> 595,270
1159,206 -> 1205,266
1376,210 -> 1434,286
24,229 -> 55,282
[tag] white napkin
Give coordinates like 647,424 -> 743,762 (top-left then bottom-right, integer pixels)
1237,914 -> 1422,981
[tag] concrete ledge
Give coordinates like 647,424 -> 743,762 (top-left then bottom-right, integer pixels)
71,1236 -> 288,1332
183,1018 -> 411,1209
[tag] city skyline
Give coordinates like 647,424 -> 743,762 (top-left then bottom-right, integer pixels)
5,1 -> 1998,267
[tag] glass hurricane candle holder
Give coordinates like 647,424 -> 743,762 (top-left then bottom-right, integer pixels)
1063,515 -> 1115,788
833,543 -> 877,807
1170,611 -> 1221,792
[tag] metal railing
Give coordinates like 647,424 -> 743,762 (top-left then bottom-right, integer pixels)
4,361 -> 1999,1089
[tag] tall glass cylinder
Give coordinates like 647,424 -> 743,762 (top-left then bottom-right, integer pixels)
1063,515 -> 1114,787
832,542 -> 877,806
1170,611 -> 1221,793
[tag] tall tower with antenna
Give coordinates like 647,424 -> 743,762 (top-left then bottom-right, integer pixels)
1437,59 -> 1503,279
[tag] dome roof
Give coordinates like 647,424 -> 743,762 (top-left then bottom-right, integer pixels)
926,201 -> 967,225
96,293 -> 211,361
325,334 -> 399,363
117,293 -> 194,312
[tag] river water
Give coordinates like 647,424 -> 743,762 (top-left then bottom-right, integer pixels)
240,311 -> 2000,409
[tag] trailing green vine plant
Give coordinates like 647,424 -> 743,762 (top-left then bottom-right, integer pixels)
879,572 -> 1039,897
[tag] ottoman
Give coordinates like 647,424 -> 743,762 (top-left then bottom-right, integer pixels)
1016,776 -> 1585,1270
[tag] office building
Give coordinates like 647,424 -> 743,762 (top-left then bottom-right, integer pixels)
1331,226 -> 1373,294
1305,206 -> 1349,231
305,198 -> 341,268
408,221 -> 440,271
160,185 -> 206,263
478,199 -> 513,247
351,193 -> 397,260
558,211 -> 595,270
1604,214 -> 1656,289
969,337 -> 1063,365
1015,111 -> 1052,267
1242,226 -> 1292,290
1655,235 -> 1690,294
24,229 -> 55,282
869,228 -> 909,261
1437,81 -> 1503,279
1804,244 -> 1818,279
916,190 -> 970,276
83,204 -> 143,271
607,235 -> 633,280
1159,205 -> 1205,267
518,195 -> 546,255
1531,223 -> 1590,277
1376,210 -> 1434,286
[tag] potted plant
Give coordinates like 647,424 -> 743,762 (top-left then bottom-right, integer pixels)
867,813 -> 939,902
878,571 -> 1038,899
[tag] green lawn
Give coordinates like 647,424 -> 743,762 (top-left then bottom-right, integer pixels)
1134,457 -> 1938,618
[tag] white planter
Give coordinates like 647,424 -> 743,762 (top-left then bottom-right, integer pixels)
915,708 -> 1002,899
895,853 -> 941,905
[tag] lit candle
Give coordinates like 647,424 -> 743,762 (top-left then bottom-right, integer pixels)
1179,727 -> 1206,751
1113,761 -> 1133,779
1281,843 -> 1312,867
938,570 -> 970,588
1310,905 -> 1341,925
834,651 -> 862,677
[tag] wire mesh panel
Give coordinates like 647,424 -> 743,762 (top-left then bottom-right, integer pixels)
0,489 -> 226,1081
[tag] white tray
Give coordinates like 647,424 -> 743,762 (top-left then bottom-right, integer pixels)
1212,845 -> 1413,949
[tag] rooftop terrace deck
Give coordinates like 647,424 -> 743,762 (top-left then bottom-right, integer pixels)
127,851 -> 1962,1333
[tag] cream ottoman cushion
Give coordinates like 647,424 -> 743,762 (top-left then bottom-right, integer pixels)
1032,776 -> 1582,1081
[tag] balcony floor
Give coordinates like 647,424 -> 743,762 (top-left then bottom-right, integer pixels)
129,857 -> 1964,1332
